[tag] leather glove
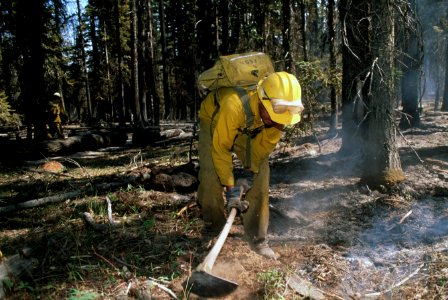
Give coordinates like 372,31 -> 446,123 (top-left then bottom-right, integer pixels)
225,186 -> 249,214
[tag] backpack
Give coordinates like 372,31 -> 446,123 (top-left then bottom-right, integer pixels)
198,52 -> 275,169
197,52 -> 274,92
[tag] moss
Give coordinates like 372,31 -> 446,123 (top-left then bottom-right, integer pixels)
383,168 -> 406,185
361,168 -> 406,190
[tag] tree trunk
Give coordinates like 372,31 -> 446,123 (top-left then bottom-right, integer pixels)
253,0 -> 267,53
130,0 -> 141,126
228,1 -> 240,54
17,0 -> 47,141
138,0 -> 149,124
307,0 -> 319,58
147,0 -> 160,125
103,24 -> 114,121
282,0 -> 292,72
363,0 -> 404,187
434,76 -> 440,111
219,0 -> 229,54
299,0 -> 308,61
441,38 -> 448,111
338,0 -> 371,155
196,0 -> 217,69
76,0 -> 92,120
159,0 -> 171,120
399,0 -> 421,129
327,0 -> 338,132
114,0 -> 126,126
88,0 -> 101,120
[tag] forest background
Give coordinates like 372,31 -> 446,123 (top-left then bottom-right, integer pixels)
0,0 -> 447,185
0,0 -> 446,134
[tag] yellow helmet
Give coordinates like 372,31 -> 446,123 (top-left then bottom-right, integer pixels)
257,71 -> 304,125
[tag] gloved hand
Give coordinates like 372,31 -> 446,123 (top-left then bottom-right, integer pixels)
225,186 -> 249,214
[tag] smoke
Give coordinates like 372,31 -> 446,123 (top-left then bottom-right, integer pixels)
417,0 -> 447,98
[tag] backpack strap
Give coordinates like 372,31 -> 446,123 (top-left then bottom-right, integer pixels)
210,87 -> 263,170
234,87 -> 257,170
209,90 -> 220,139
234,87 -> 253,129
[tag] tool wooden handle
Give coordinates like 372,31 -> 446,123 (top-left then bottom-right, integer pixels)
198,207 -> 237,272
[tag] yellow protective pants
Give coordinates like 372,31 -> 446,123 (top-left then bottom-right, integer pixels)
197,119 -> 270,242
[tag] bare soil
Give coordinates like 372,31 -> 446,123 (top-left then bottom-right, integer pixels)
1,102 -> 447,299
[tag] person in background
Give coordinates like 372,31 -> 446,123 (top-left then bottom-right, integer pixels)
197,71 -> 304,259
47,92 -> 65,139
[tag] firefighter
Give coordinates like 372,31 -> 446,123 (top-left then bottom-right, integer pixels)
197,71 -> 304,259
47,92 -> 64,139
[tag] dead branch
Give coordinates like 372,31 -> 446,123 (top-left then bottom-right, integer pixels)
387,209 -> 413,231
83,196 -> 121,230
61,157 -> 93,182
0,190 -> 82,215
106,196 -> 119,225
175,202 -> 197,217
128,150 -> 143,169
399,210 -> 413,224
363,263 -> 424,298
145,279 -> 178,299
82,212 -> 110,231
313,131 -> 322,153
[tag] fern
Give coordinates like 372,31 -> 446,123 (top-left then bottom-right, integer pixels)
0,91 -> 22,127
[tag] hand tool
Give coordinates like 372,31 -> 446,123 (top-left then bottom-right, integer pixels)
183,207 -> 239,297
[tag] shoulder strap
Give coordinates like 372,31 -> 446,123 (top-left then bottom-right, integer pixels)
209,87 -> 259,169
234,86 -> 255,170
233,86 -> 253,129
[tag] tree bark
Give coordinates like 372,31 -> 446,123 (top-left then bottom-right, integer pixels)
299,0 -> 308,61
338,0 -> 371,155
328,0 -> 338,132
17,0 -> 47,141
76,0 -> 92,120
130,0 -> 141,126
114,0 -> 126,126
159,0 -> 171,120
88,0 -> 101,120
138,0 -> 149,124
147,0 -> 160,125
441,38 -> 448,111
307,0 -> 319,58
399,0 -> 422,129
282,0 -> 292,72
363,0 -> 404,186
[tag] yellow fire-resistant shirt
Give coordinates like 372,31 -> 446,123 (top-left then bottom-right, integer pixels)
199,87 -> 282,187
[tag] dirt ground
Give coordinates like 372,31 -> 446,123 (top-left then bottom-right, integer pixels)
0,101 -> 448,299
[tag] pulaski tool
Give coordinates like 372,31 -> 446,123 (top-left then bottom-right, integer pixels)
185,181 -> 250,297
184,207 -> 239,297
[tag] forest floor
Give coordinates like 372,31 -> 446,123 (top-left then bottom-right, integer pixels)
0,100 -> 448,300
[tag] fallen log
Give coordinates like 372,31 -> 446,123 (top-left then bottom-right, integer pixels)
37,129 -> 128,156
3,129 -> 129,160
0,190 -> 82,214
0,161 -> 198,214
0,178 -> 137,215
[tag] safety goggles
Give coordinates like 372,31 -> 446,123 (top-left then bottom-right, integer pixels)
259,86 -> 303,114
270,98 -> 304,114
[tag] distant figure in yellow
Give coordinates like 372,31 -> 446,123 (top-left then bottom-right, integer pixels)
47,92 -> 65,139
